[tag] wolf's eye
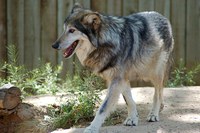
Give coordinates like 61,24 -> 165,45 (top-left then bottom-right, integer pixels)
69,29 -> 75,33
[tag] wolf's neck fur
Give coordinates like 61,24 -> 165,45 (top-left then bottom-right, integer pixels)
79,16 -> 127,73
75,39 -> 95,66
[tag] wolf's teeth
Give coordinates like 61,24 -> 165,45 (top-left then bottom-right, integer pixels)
63,40 -> 79,58
64,52 -> 68,56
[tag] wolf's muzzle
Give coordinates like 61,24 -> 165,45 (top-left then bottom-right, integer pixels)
52,41 -> 60,49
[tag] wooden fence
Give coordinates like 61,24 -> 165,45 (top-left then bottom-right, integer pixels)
0,0 -> 200,84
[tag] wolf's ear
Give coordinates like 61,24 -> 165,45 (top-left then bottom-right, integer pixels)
71,3 -> 83,13
83,13 -> 101,30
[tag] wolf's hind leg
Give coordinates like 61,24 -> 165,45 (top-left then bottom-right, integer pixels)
147,83 -> 164,122
122,82 -> 139,126
84,78 -> 123,133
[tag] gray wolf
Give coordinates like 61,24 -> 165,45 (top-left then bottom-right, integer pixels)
52,3 -> 174,133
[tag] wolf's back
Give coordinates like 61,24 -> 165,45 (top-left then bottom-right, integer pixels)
127,11 -> 173,52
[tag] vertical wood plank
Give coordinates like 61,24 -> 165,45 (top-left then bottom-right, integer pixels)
123,0 -> 139,15
91,0 -> 107,13
186,0 -> 200,66
107,0 -> 122,16
7,0 -> 24,65
16,0 -> 25,65
139,0 -> 154,11
57,0 -> 74,42
0,0 -> 7,62
41,0 -> 57,66
0,0 -> 7,77
154,0 -> 170,19
186,0 -> 200,84
75,0 -> 91,8
57,0 -> 75,78
171,0 -> 186,65
24,0 -> 41,69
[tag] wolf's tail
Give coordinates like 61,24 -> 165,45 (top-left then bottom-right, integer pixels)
163,38 -> 174,86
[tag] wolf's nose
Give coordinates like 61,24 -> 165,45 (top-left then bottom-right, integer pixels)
52,41 -> 60,49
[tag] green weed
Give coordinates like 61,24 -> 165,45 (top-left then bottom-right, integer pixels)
167,59 -> 200,87
48,90 -> 100,129
47,69 -> 103,130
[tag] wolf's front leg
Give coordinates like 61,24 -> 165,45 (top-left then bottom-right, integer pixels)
122,82 -> 139,126
84,78 -> 123,133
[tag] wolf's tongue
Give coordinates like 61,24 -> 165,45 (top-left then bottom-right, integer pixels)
63,41 -> 78,58
63,45 -> 73,58
66,46 -> 73,55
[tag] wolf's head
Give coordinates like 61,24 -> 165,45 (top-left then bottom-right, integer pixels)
52,3 -> 101,58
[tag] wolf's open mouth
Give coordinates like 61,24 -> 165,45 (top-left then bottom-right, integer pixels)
63,40 -> 79,58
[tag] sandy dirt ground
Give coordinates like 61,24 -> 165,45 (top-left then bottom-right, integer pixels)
49,86 -> 200,133
25,86 -> 200,133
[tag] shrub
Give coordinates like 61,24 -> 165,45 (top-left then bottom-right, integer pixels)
48,90 -> 100,129
167,59 -> 200,87
0,45 -> 68,95
47,68 -> 103,130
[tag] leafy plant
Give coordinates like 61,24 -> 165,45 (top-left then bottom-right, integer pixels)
23,63 -> 62,95
45,66 -> 105,130
46,69 -> 103,130
64,68 -> 106,92
167,59 -> 200,87
48,90 -> 100,129
0,45 -> 25,85
0,45 -> 64,95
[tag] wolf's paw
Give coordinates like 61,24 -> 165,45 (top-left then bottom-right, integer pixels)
84,126 -> 99,133
123,115 -> 139,126
147,113 -> 159,122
